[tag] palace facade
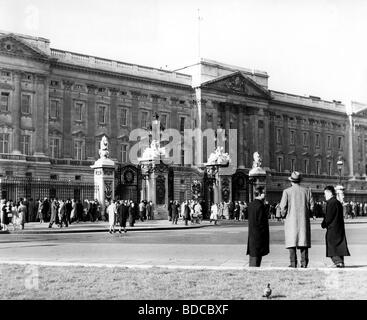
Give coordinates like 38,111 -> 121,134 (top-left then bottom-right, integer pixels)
0,31 -> 366,203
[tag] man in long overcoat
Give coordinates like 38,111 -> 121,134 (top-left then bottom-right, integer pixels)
280,171 -> 314,268
246,186 -> 269,267
322,186 -> 350,267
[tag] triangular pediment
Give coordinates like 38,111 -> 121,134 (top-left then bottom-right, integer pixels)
0,34 -> 50,62
201,71 -> 271,99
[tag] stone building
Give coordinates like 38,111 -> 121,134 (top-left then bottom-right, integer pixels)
0,31 -> 366,203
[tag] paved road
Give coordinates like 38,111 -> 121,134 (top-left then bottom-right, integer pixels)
0,223 -> 367,268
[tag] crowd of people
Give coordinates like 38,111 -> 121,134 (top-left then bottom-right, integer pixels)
2,192 -> 366,233
0,197 -> 103,231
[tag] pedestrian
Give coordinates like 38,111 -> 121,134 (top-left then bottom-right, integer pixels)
239,201 -> 245,221
11,200 -> 18,231
128,202 -> 135,227
146,201 -> 153,220
1,199 -> 8,231
139,200 -> 145,222
322,186 -> 350,268
107,200 -> 117,234
58,199 -> 68,228
280,171 -> 314,268
37,199 -> 43,223
234,201 -> 240,221
18,199 -> 27,230
28,198 -> 35,222
223,201 -> 229,219
48,199 -> 59,228
270,203 -> 276,221
193,201 -> 202,224
218,202 -> 224,219
228,201 -> 234,220
3,201 -> 12,231
275,202 -> 282,222
247,186 -> 270,267
183,201 -> 190,226
117,200 -> 129,233
172,201 -> 179,224
210,202 -> 219,225
168,200 -> 173,221
41,198 -> 50,223
76,200 -> 84,222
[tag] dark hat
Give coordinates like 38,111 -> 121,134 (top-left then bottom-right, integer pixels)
288,171 -> 302,182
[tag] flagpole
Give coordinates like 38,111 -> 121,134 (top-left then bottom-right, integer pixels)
197,8 -> 202,61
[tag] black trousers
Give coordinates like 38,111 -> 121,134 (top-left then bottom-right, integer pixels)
249,256 -> 262,267
331,256 -> 344,265
288,247 -> 309,267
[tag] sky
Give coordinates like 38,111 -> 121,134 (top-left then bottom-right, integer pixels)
1,0 -> 366,105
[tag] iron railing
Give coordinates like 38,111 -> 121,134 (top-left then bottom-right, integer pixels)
0,177 -> 98,202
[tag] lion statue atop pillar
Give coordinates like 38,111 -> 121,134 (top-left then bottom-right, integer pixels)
99,135 -> 110,159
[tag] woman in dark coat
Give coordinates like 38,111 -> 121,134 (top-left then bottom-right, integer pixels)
246,186 -> 269,267
322,186 -> 350,268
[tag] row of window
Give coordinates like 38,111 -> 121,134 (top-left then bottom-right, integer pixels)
1,92 -> 32,114
0,133 -> 30,155
1,93 -> 187,131
277,157 -> 336,176
276,128 -> 344,150
50,138 -> 130,162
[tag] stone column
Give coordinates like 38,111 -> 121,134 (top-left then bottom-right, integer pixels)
109,87 -> 119,160
347,114 -> 354,178
238,106 -> 245,169
86,84 -> 97,159
140,178 -> 146,201
34,75 -> 47,156
91,145 -> 115,216
11,72 -> 21,154
225,105 -> 230,153
63,80 -> 74,158
282,114 -> 289,170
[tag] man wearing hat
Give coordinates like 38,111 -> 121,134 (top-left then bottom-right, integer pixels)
280,171 -> 314,268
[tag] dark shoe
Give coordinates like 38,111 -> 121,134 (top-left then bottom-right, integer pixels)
336,263 -> 345,268
124,230 -> 127,233
288,264 -> 297,268
300,265 -> 307,268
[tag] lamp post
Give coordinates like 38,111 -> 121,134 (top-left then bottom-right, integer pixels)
337,158 -> 343,185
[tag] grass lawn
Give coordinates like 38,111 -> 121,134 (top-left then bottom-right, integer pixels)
0,264 -> 366,300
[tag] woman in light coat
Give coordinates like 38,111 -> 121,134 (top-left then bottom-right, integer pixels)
17,200 -> 26,230
107,200 -> 117,234
11,201 -> 18,231
210,203 -> 219,225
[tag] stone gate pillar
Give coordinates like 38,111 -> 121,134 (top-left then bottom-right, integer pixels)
91,135 -> 115,218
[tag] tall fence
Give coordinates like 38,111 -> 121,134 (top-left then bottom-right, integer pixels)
0,177 -> 98,202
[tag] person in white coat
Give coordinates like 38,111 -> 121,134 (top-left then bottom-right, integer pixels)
107,200 -> 117,234
210,203 -> 219,225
